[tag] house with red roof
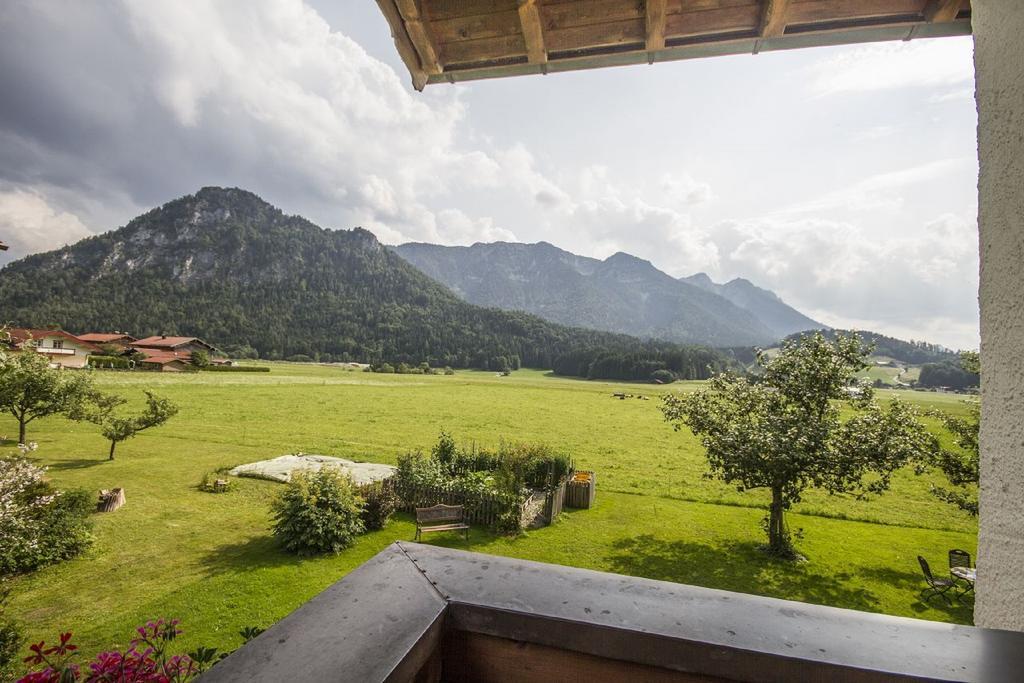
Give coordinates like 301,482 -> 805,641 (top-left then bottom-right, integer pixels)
6,328 -> 99,369
135,349 -> 192,373
131,336 -> 219,355
77,332 -> 137,350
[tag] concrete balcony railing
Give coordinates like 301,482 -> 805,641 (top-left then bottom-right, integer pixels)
202,543 -> 1024,682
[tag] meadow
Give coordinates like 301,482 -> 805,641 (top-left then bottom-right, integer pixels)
3,364 -> 977,662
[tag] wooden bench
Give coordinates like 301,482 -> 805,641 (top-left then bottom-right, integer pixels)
415,504 -> 469,541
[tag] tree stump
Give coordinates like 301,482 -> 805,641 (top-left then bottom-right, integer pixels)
97,488 -> 126,512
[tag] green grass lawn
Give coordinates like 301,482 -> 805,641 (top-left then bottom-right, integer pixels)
3,364 -> 977,662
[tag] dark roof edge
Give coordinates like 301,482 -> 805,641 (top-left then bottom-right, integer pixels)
203,542 -> 1024,682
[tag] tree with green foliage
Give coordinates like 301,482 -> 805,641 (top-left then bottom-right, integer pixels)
0,351 -> 93,444
190,349 -> 211,368
916,350 -> 980,515
661,332 -> 937,558
73,391 -> 179,459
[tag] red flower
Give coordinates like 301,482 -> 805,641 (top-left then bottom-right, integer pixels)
23,641 -> 48,666
44,633 -> 77,657
15,669 -> 60,683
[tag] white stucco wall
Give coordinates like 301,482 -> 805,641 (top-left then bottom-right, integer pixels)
973,0 -> 1024,631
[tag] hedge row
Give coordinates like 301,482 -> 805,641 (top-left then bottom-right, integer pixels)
200,365 -> 271,373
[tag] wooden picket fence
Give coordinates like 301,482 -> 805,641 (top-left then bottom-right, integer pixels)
543,480 -> 567,521
392,482 -> 522,529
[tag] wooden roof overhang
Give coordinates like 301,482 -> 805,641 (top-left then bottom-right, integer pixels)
375,0 -> 972,90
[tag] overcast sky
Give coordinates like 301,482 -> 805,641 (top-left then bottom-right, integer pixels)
0,1 -> 980,349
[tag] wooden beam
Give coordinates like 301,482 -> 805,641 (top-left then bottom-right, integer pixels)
646,0 -> 667,51
760,0 -> 790,38
518,0 -> 547,65
374,0 -> 429,90
395,0 -> 442,75
924,0 -> 963,23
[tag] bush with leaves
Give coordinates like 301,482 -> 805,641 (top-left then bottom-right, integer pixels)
0,586 -> 22,674
650,369 -> 675,384
0,456 -> 92,576
360,480 -> 397,531
271,469 -> 365,555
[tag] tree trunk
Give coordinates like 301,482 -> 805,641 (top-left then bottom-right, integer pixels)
18,419 -> 26,445
768,486 -> 788,555
109,441 -> 117,460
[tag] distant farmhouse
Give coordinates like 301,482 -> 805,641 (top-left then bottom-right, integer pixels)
77,332 -> 137,350
5,327 -> 227,372
0,240 -> 8,251
131,336 -> 220,354
129,336 -> 223,372
6,328 -> 99,369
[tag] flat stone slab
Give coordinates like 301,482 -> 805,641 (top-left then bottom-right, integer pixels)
229,454 -> 396,485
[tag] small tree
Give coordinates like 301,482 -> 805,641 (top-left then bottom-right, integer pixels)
190,349 -> 211,368
74,391 -> 179,460
662,332 -> 936,558
0,351 -> 93,444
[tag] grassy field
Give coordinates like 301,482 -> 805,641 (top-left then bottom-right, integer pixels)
3,364 -> 977,663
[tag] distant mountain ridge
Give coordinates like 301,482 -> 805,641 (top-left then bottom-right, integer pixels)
0,187 -> 709,369
393,241 -> 824,347
682,272 -> 823,340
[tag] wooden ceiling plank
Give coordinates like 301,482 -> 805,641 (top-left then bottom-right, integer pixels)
430,10 -> 522,44
426,0 -> 518,22
396,0 -> 443,74
545,18 -> 646,52
518,0 -> 548,64
666,0 -> 759,14
924,0 -> 963,22
544,0 -> 645,30
441,33 -> 527,65
647,0 -> 668,50
374,0 -> 429,90
664,6 -> 761,38
760,0 -> 790,37
786,0 -> 927,24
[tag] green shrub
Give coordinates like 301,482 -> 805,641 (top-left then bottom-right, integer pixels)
0,457 -> 93,576
443,366 -> 455,375
431,430 -> 458,473
200,365 -> 271,373
88,355 -> 134,369
650,369 -> 676,384
0,586 -> 22,672
395,450 -> 445,489
360,480 -> 397,531
271,469 -> 365,555
285,354 -> 313,363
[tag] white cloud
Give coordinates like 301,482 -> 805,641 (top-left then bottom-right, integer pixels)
808,37 -> 974,97
700,213 -> 979,348
778,158 -> 972,215
0,188 -> 92,257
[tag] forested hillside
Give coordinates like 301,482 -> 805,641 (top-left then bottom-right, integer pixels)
0,188 -> 731,374
785,329 -> 959,365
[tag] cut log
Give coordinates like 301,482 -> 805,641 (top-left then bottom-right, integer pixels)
97,487 -> 126,512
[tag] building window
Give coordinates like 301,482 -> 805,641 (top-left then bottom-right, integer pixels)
52,339 -> 63,350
